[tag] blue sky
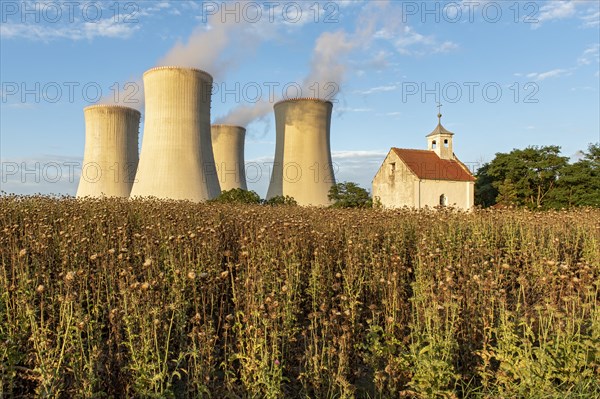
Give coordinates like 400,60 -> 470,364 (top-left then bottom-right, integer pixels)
1,0 -> 599,196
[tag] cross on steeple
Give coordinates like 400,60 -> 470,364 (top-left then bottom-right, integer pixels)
427,103 -> 453,160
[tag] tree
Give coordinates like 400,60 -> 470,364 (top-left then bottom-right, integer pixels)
211,188 -> 262,204
546,144 -> 600,208
474,163 -> 498,207
328,182 -> 372,208
495,178 -> 519,207
485,146 -> 568,209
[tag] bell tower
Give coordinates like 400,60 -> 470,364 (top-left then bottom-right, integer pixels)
427,104 -> 454,160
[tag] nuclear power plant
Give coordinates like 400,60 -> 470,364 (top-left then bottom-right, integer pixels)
211,124 -> 247,191
76,104 -> 140,198
266,98 -> 336,206
77,67 -> 338,205
130,67 -> 221,202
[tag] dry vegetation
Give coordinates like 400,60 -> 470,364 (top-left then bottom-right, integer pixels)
0,196 -> 598,398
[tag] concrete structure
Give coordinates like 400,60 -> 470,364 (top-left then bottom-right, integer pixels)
372,113 -> 475,210
266,98 -> 336,206
130,67 -> 220,201
211,124 -> 247,191
76,105 -> 140,198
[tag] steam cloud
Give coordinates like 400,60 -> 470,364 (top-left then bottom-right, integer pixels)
101,2 -> 396,128
215,30 -> 356,127
216,2 -> 390,127
214,100 -> 273,126
157,17 -> 256,77
301,30 -> 355,94
100,15 -> 259,110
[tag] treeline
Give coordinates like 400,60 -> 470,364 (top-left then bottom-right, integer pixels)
211,182 -> 373,209
476,144 -> 600,209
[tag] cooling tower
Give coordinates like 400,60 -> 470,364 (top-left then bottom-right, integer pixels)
211,125 -> 247,191
76,105 -> 140,198
130,67 -> 220,201
266,98 -> 336,206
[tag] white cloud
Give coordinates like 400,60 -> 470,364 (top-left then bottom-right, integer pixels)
336,0 -> 367,8
580,10 -> 600,28
367,50 -> 392,69
392,26 -> 434,47
1,155 -> 82,195
332,150 -> 388,160
381,112 -> 402,117
331,150 -> 389,189
354,85 -> 397,95
0,20 -> 139,41
0,0 -> 199,41
533,0 -> 599,29
384,26 -> 458,56
335,107 -> 373,113
364,3 -> 458,57
526,69 -> 570,81
520,44 -> 598,83
538,1 -> 577,22
570,86 -> 596,92
434,41 -> 459,53
577,44 -> 600,65
82,19 -> 140,39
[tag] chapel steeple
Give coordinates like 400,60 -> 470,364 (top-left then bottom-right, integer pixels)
427,103 -> 454,160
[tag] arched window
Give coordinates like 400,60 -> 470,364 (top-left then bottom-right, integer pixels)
432,140 -> 437,149
444,139 -> 449,148
439,194 -> 447,206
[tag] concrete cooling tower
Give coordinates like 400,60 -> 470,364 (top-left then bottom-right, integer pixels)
266,98 -> 336,206
211,124 -> 247,191
76,105 -> 140,198
130,67 -> 220,201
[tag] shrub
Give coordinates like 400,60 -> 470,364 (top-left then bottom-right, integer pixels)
211,188 -> 262,204
328,182 -> 372,208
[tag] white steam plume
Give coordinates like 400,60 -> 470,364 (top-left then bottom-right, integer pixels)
156,17 -> 250,77
100,15 -> 259,109
214,100 -> 273,126
215,29 -> 357,126
301,30 -> 355,97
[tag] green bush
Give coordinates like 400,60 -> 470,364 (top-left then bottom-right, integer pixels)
211,188 -> 262,204
328,182 -> 372,208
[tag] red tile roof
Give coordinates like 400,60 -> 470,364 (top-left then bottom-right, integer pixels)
391,148 -> 475,182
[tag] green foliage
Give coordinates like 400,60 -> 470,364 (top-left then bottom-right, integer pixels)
474,163 -> 498,208
210,188 -> 262,204
546,144 -> 600,208
263,195 -> 297,206
476,144 -> 600,209
478,302 -> 600,398
328,181 -> 372,208
495,178 -> 519,207
487,146 -> 568,209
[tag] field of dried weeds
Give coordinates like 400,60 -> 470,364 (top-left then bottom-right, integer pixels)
1,196 -> 598,398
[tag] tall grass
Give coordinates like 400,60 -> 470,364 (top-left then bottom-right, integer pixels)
0,196 -> 598,398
